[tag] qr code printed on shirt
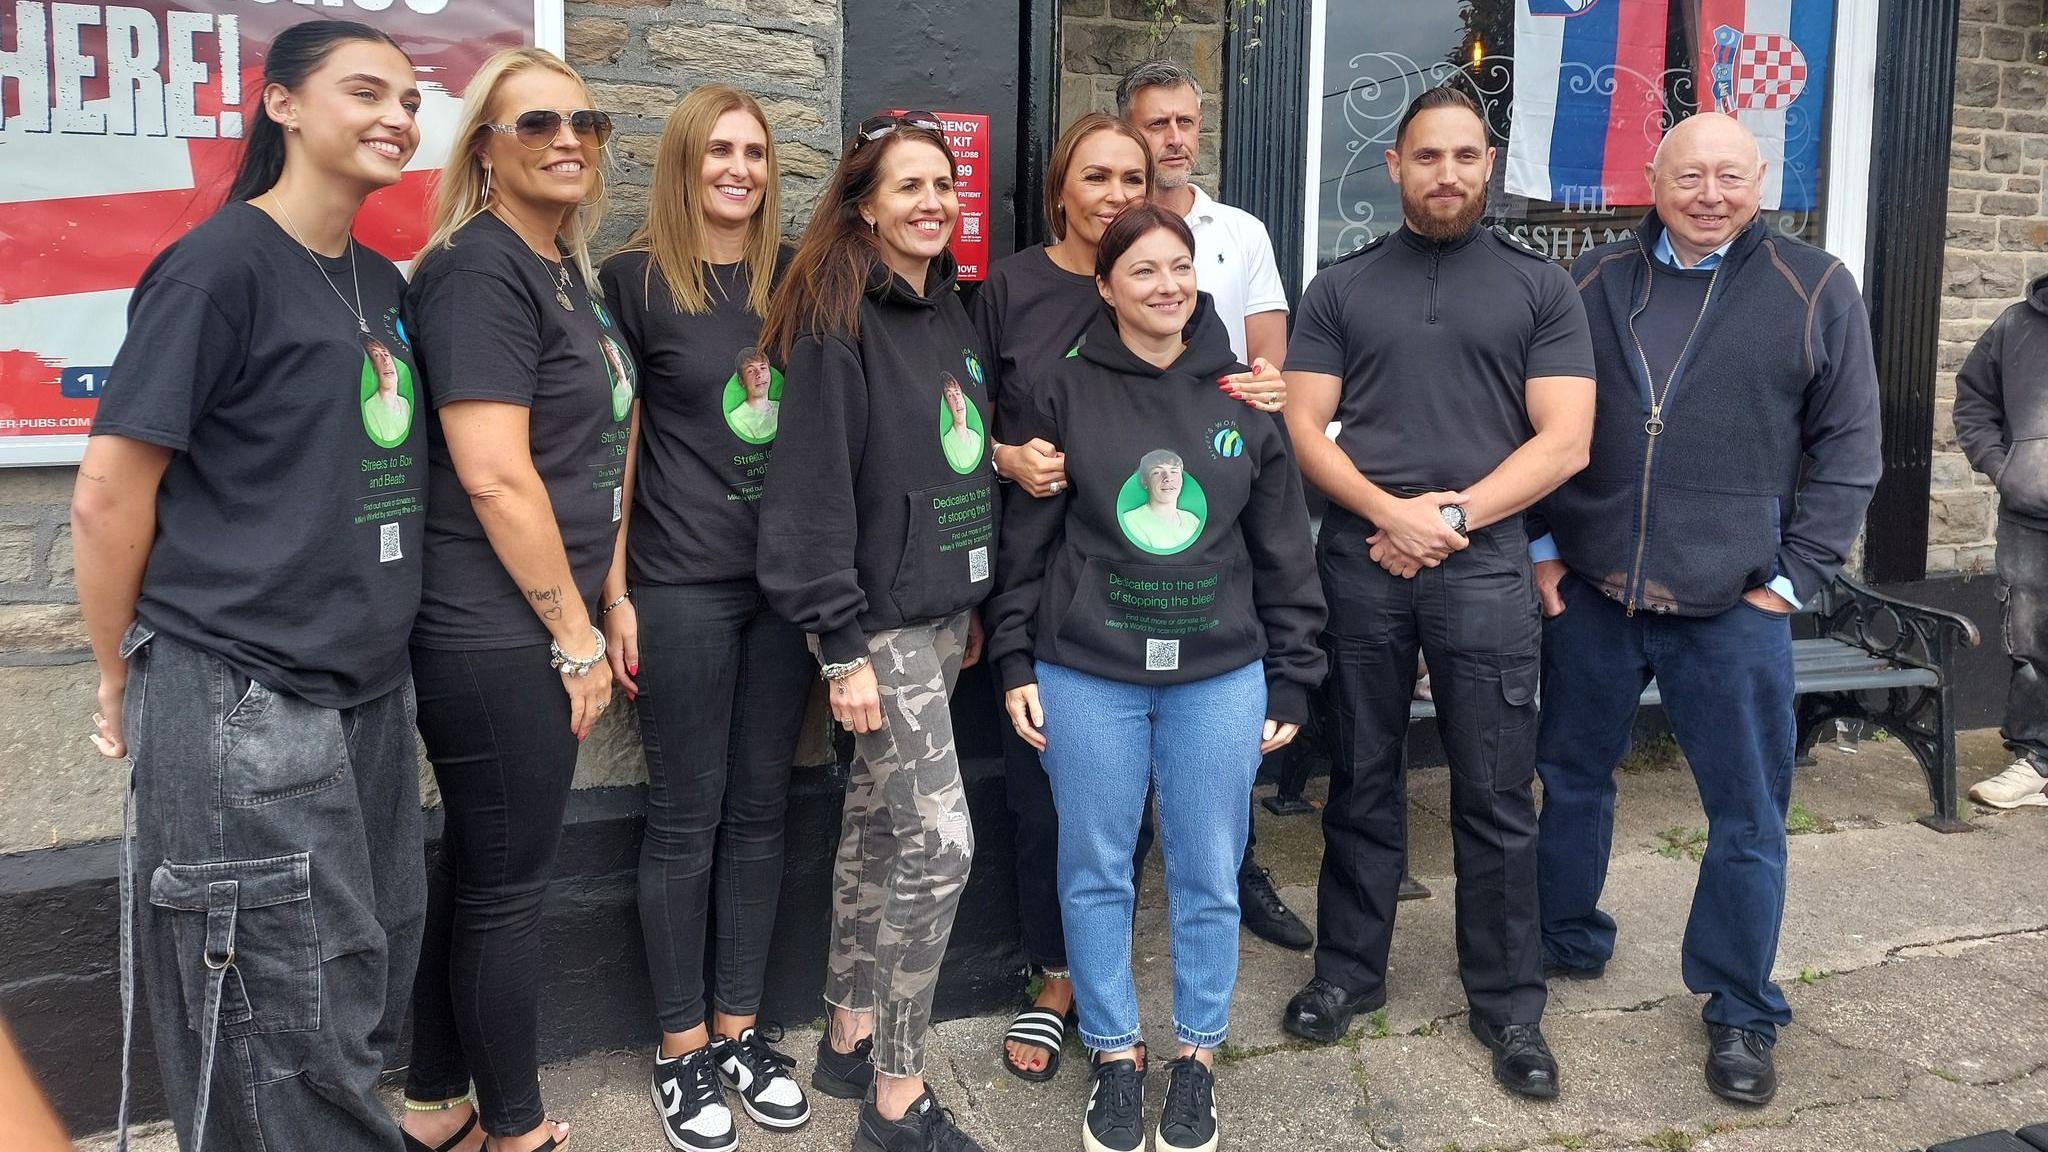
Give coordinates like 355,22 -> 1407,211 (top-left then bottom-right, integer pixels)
379,522 -> 402,563
612,486 -> 624,523
1145,638 -> 1179,671
969,546 -> 990,583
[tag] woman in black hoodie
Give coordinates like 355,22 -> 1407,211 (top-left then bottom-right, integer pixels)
987,203 -> 1326,1152
756,112 -> 992,1152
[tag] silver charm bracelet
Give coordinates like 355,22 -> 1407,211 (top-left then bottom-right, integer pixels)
819,655 -> 869,682
550,625 -> 606,677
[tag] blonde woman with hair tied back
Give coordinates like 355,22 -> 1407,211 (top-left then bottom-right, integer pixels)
399,45 -> 630,1152
595,85 -> 815,1151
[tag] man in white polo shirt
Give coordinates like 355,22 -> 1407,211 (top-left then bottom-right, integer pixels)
1118,60 -> 1290,369
1117,59 -> 1308,954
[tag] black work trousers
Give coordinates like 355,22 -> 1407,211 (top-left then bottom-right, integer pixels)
1312,517 -> 1547,1027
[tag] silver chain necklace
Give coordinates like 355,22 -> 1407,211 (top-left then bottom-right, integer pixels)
490,206 -> 577,311
268,192 -> 369,334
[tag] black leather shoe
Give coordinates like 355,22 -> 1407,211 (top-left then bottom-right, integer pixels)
1468,1016 -> 1560,1099
1239,862 -> 1313,950
1541,955 -> 1607,982
1282,977 -> 1377,1044
1704,1024 -> 1776,1105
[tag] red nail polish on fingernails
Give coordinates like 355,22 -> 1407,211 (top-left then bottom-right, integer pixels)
628,663 -> 638,675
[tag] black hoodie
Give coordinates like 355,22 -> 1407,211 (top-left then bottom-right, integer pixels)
986,299 -> 1327,723
757,253 -> 997,664
1955,272 -> 2048,531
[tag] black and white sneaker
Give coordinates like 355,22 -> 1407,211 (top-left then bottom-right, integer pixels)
1155,1056 -> 1218,1152
651,1045 -> 737,1152
715,1027 -> 811,1130
1083,1053 -> 1146,1152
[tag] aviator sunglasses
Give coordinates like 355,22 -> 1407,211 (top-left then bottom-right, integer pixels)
855,109 -> 942,148
486,108 -> 615,150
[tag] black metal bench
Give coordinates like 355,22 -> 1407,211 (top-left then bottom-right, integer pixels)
1266,574 -> 1982,832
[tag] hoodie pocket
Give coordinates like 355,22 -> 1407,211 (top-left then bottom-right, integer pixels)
1639,485 -> 1781,611
891,475 -> 999,622
1055,554 -> 1256,677
1998,438 -> 2048,522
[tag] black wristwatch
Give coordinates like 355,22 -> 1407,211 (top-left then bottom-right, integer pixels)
1439,503 -> 1468,537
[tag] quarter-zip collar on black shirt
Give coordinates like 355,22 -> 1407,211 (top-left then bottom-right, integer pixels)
1396,221 -> 1483,324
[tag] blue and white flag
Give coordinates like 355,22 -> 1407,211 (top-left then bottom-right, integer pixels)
1698,0 -> 1836,211
1506,0 -> 1671,208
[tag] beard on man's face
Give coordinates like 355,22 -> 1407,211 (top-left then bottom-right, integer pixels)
1403,180 -> 1488,242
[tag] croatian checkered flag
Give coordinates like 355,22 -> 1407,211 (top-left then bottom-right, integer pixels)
1695,0 -> 1837,211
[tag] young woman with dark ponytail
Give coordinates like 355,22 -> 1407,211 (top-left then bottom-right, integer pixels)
72,20 -> 429,1152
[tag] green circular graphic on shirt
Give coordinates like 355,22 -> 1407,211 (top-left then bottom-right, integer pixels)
600,334 -> 635,421
723,347 -> 784,445
1116,449 -> 1208,556
937,373 -> 986,474
358,337 -> 415,449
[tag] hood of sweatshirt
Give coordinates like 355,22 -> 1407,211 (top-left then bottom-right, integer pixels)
864,249 -> 962,309
1073,291 -> 1240,383
2029,271 -> 2048,317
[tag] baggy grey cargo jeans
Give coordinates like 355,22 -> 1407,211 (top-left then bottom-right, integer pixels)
119,626 -> 424,1152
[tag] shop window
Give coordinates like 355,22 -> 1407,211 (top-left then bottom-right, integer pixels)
1311,0 -> 1836,270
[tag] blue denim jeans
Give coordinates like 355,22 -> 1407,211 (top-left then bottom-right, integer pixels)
124,626 -> 424,1152
1036,660 -> 1265,1052
1535,574 -> 1796,1039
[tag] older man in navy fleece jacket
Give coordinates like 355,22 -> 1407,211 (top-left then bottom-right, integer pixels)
1529,113 -> 1881,1107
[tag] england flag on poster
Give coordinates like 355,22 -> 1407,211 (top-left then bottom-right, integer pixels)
1505,0 -> 1671,207
1696,0 -> 1837,211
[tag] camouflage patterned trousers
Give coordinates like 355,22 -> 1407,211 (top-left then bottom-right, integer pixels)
822,612 -> 975,1077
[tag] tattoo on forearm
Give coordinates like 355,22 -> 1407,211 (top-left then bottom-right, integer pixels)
527,585 -> 565,621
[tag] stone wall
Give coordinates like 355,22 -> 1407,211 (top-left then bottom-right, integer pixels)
1059,0 -> 1225,193
1935,0 -> 2048,575
564,0 -> 844,245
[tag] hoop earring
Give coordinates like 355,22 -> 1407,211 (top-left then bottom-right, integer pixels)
480,167 -> 492,204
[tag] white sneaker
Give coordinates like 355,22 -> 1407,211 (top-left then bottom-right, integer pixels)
1968,759 -> 2048,809
652,1045 -> 738,1151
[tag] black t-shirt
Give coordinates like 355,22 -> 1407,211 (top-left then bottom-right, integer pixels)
1287,224 -> 1594,497
970,244 -> 1106,434
599,249 -> 787,586
93,201 -> 426,708
407,213 -> 634,650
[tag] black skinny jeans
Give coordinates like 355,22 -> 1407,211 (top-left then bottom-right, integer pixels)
632,580 -> 812,1034
406,642 -> 580,1137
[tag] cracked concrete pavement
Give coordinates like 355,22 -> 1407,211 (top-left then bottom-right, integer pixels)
84,729 -> 2048,1151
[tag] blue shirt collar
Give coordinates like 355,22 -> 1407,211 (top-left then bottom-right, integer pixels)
1653,228 -> 1734,270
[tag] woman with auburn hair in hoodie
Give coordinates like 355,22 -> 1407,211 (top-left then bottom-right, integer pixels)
754,110 -> 993,1152
986,201 -> 1326,1152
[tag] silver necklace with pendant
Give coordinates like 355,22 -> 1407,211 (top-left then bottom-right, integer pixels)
535,249 -> 576,312
269,192 -> 370,334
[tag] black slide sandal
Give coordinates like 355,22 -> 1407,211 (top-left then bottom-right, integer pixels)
1003,1005 -> 1073,1083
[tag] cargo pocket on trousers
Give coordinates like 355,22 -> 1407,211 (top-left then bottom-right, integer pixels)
221,680 -> 350,807
1467,654 -> 1539,792
148,853 -> 320,1037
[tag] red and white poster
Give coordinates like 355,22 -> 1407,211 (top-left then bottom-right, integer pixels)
894,109 -> 990,282
0,1 -> 559,465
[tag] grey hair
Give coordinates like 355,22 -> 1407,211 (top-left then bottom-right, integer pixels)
1116,60 -> 1203,116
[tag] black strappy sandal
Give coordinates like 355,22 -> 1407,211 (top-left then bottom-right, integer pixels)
401,1105 -> 479,1152
1002,1001 -> 1076,1083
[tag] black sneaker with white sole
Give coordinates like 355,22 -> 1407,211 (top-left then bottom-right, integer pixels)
651,1045 -> 737,1152
715,1027 -> 811,1130
811,1033 -> 875,1100
1156,1056 -> 1218,1152
1082,1053 -> 1145,1152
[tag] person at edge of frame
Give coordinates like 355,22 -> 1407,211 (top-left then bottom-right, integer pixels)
398,46 -> 628,1152
1535,111 -> 1880,1108
1116,56 -> 1319,958
598,83 -> 816,1152
1954,264 -> 2048,811
970,108 -> 1291,1084
754,109 -> 994,1152
73,19 -> 431,1152
1277,85 -> 1596,1104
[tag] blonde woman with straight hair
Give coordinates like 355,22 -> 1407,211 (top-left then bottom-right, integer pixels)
595,85 -> 814,1152
399,46 -> 627,1152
